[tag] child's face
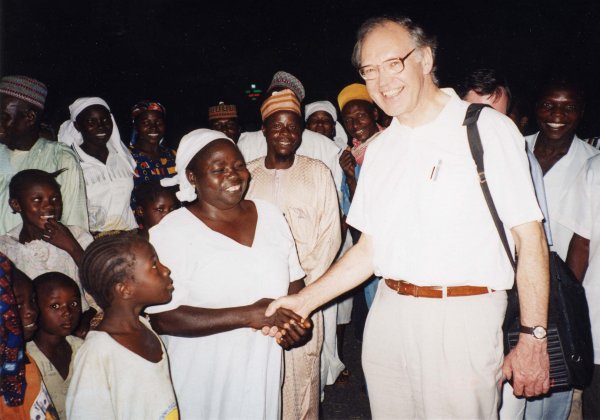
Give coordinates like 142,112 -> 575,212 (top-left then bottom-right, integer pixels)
10,181 -> 63,231
13,277 -> 38,341
37,285 -> 81,337
129,241 -> 174,306
138,192 -> 178,229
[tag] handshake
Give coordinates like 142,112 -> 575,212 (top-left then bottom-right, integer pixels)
249,298 -> 313,350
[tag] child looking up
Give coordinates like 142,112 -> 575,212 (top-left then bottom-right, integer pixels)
1,267 -> 58,420
28,272 -> 83,420
67,234 -> 178,419
132,181 -> 179,239
0,169 -> 97,336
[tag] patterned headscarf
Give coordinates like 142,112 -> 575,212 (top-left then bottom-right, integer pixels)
130,100 -> 166,146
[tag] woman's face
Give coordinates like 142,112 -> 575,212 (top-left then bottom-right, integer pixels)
306,111 -> 335,140
186,140 -> 249,210
135,110 -> 166,146
75,105 -> 113,147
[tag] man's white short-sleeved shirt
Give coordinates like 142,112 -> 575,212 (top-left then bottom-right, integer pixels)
347,89 -> 543,290
555,154 -> 600,363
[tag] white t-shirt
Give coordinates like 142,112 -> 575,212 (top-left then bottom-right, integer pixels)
146,199 -> 304,420
72,142 -> 138,233
555,154 -> 600,363
526,133 -> 600,259
66,317 -> 178,420
347,88 -> 543,290
238,129 -> 343,195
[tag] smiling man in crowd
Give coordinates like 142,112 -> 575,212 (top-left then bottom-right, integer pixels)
267,15 -> 550,418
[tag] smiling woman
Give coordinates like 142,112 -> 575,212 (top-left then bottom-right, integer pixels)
128,101 -> 177,193
58,97 -> 138,236
145,128 -> 311,419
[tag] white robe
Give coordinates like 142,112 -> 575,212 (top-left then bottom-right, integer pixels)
146,200 -> 304,420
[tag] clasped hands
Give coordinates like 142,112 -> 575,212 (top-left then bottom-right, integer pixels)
249,298 -> 312,350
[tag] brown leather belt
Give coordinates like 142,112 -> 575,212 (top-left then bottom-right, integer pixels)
384,279 -> 493,298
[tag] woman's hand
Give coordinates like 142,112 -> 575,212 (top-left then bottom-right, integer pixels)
248,298 -> 312,350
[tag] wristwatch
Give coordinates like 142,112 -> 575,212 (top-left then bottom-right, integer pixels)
520,325 -> 548,339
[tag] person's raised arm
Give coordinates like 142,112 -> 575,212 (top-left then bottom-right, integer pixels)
502,220 -> 550,397
267,232 -> 375,319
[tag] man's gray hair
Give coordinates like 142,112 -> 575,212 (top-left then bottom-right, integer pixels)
351,16 -> 439,84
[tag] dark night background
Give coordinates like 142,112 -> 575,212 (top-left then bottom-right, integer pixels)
1,0 -> 599,148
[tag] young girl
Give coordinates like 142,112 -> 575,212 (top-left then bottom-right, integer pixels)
66,234 -> 178,419
132,181 -> 179,239
0,169 -> 97,336
1,266 -> 59,420
28,272 -> 83,420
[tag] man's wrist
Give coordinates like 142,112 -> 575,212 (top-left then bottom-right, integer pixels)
520,324 -> 548,339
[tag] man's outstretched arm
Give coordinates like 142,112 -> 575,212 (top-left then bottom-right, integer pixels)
266,232 -> 375,319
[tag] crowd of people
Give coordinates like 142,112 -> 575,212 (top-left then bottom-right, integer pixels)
0,13 -> 599,420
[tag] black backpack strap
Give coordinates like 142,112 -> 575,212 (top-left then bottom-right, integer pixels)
463,103 -> 517,271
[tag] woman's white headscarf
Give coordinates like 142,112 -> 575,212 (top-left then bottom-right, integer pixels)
58,97 -> 136,172
161,128 -> 234,202
304,100 -> 348,150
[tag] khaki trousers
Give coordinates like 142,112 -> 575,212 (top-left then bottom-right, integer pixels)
363,284 -> 507,419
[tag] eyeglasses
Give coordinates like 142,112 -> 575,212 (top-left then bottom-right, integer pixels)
358,48 -> 416,81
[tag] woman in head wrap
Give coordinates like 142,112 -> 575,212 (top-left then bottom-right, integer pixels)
129,101 -> 177,188
305,100 -> 348,150
145,129 -> 310,419
58,97 -> 138,236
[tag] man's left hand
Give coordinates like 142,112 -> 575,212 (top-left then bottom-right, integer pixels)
502,333 -> 550,397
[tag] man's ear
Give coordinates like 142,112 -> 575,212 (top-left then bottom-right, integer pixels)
372,106 -> 379,122
23,109 -> 37,129
420,46 -> 434,75
8,198 -> 21,214
490,87 -> 505,105
261,124 -> 267,137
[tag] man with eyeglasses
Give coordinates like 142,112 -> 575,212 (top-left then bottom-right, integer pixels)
266,16 -> 550,418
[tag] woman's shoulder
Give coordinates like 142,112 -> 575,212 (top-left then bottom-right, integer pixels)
149,207 -> 194,237
251,199 -> 288,229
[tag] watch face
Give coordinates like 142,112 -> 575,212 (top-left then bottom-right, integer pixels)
533,326 -> 547,339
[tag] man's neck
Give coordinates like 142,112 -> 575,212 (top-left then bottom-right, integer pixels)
8,135 -> 38,151
396,82 -> 450,128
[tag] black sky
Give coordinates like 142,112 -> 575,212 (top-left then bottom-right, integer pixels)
2,0 -> 600,145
